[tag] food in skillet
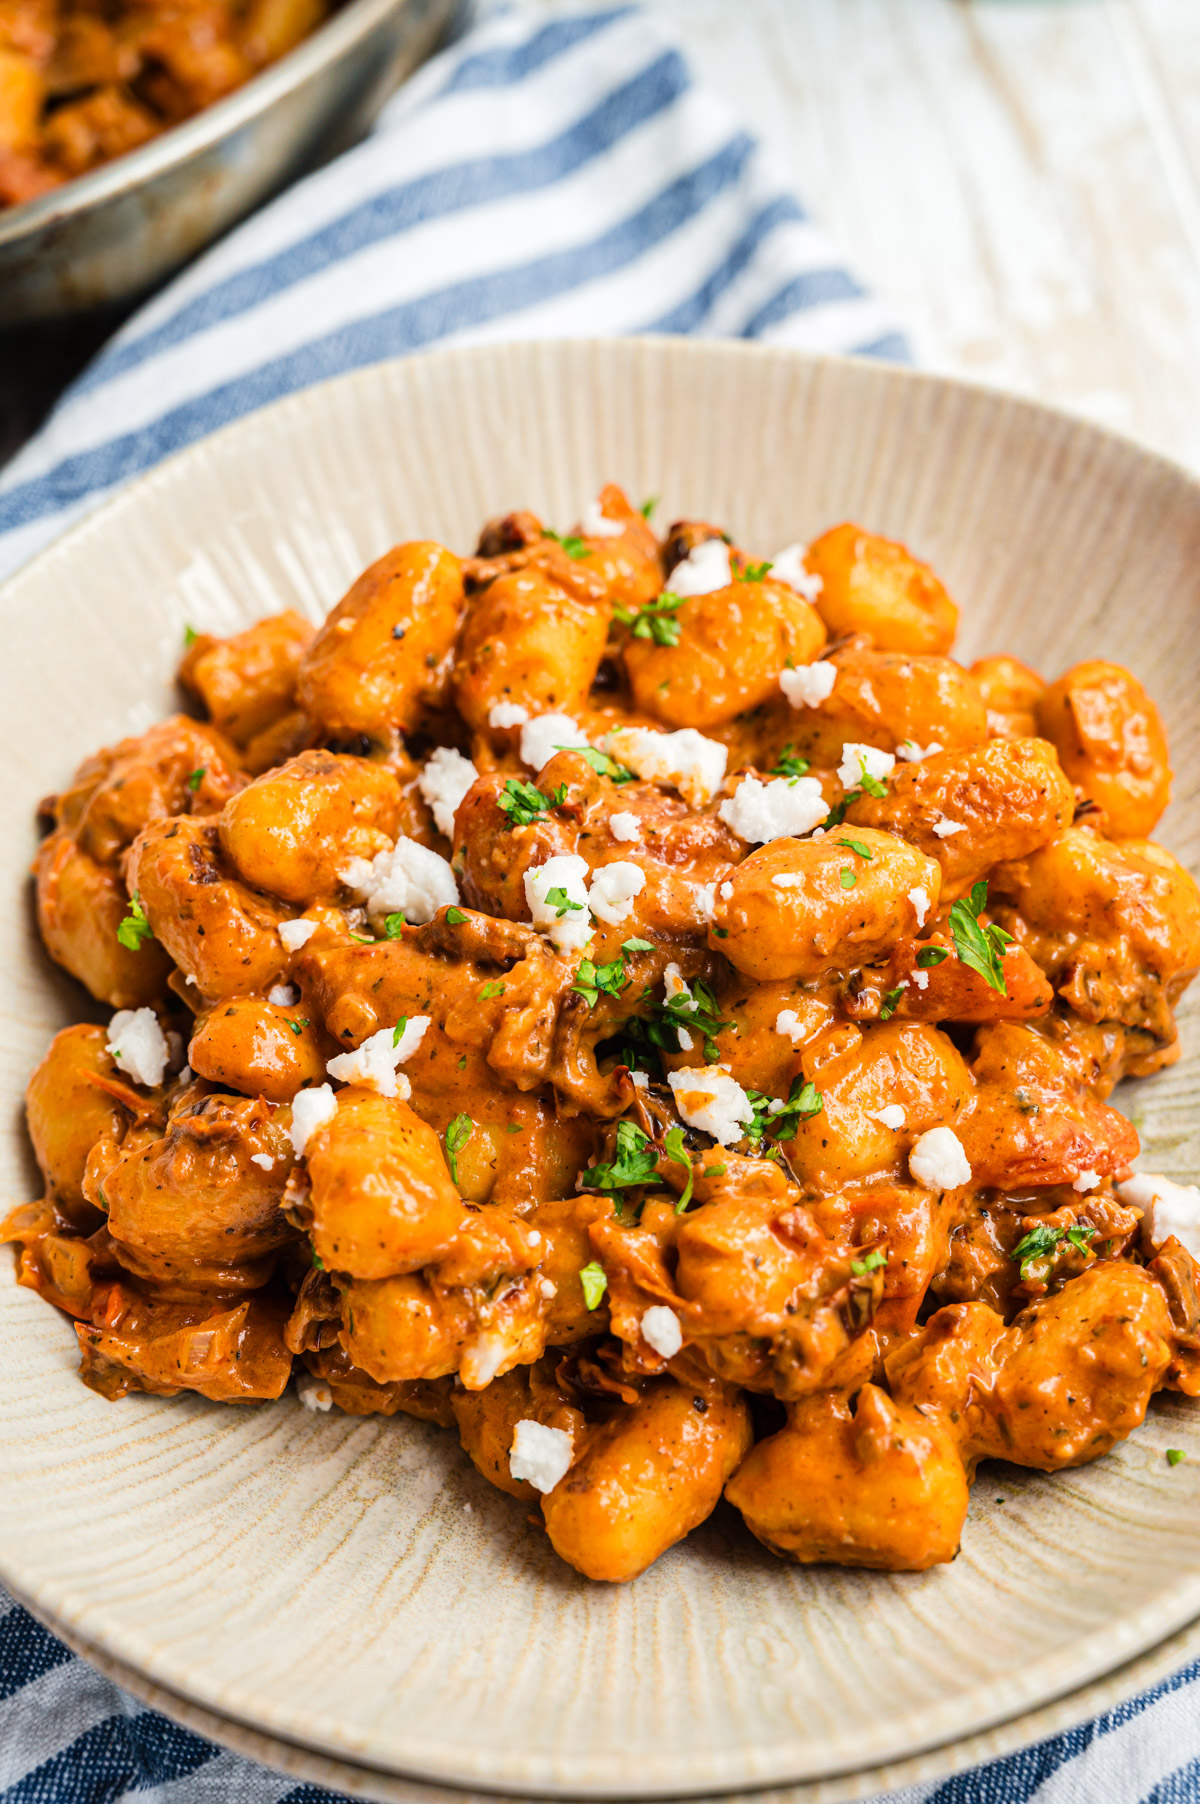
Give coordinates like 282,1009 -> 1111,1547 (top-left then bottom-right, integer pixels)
8,488 -> 1200,1583
0,0 -> 332,208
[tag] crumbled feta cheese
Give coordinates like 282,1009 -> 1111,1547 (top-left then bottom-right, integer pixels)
668,538 -> 732,596
932,817 -> 966,838
106,1008 -> 168,1088
896,740 -> 944,763
719,773 -> 828,843
580,497 -> 624,539
604,725 -> 727,808
779,660 -> 837,710
774,1009 -> 806,1044
641,1305 -> 683,1359
908,886 -> 932,929
837,742 -> 896,789
587,860 -> 646,926
690,881 -> 717,922
911,968 -> 930,990
869,1105 -> 907,1131
630,1069 -> 649,1090
341,837 -> 458,925
279,918 -> 318,953
520,711 -> 589,773
663,962 -> 698,1010
538,1278 -> 558,1300
509,1419 -> 574,1493
326,1018 -> 429,1097
668,1066 -> 755,1145
290,1084 -> 338,1157
676,1026 -> 695,1052
525,855 -> 593,952
1117,1173 -> 1200,1260
297,1377 -> 333,1412
418,746 -> 478,838
488,700 -> 530,731
720,880 -> 733,900
609,810 -> 641,843
771,872 -> 805,889
178,1064 -> 193,1086
269,983 -> 298,1007
250,1153 -> 276,1171
1073,1170 -> 1101,1193
909,1126 -> 972,1191
770,543 -> 823,601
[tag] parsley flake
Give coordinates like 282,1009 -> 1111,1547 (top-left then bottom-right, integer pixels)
639,495 -> 659,520
613,590 -> 686,647
839,867 -> 857,889
312,1252 -> 324,1270
480,980 -> 506,999
286,1018 -> 309,1037
116,893 -> 154,952
1168,1448 -> 1187,1467
771,746 -> 811,780
563,745 -> 635,782
544,528 -> 592,560
384,912 -> 406,938
582,1118 -> 660,1196
186,767 -> 206,793
391,1017 -> 409,1046
498,778 -> 566,828
445,907 -> 466,925
544,885 -> 584,918
622,936 -> 654,953
1009,1220 -> 1095,1279
838,837 -> 872,860
737,560 -> 773,582
444,1113 -> 474,1186
183,624 -> 198,647
579,1261 -> 608,1310
851,1248 -> 888,1276
916,945 -> 950,968
572,955 -> 630,1008
662,1124 -> 694,1212
744,1074 -> 823,1147
949,881 -> 1012,995
880,986 -> 904,1022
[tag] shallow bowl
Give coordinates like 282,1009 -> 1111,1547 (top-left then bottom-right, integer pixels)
2,337 -> 1199,1798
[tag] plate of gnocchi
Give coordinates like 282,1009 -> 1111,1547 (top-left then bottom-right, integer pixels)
2,337 -> 1200,1799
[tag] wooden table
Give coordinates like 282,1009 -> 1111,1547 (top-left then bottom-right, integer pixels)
5,0 -> 1200,473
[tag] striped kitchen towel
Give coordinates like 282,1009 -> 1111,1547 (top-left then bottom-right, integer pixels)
3,6 -> 1199,1804
0,0 -> 905,582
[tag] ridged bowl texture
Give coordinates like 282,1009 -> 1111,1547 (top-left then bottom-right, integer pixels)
1,339 -> 1199,1801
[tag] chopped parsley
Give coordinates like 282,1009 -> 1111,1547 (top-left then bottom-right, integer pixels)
444,1113 -> 474,1186
582,1118 -> 660,1195
384,912 -> 406,938
183,624 -> 198,647
573,956 -> 631,1007
445,906 -> 466,925
391,1017 -> 409,1046
639,495 -> 659,519
916,944 -> 950,968
286,1018 -> 309,1037
613,591 -> 686,647
839,867 -> 857,889
851,1248 -> 888,1277
186,767 -> 205,793
498,777 -> 567,827
622,936 -> 654,954
663,1124 -> 694,1212
771,747 -> 811,781
480,980 -> 506,999
312,1252 -> 324,1270
544,528 -> 592,559
744,1074 -> 823,1147
544,885 -> 584,918
116,893 -> 154,952
1168,1448 -> 1187,1467
1010,1220 -> 1096,1279
949,881 -> 1013,995
579,1261 -> 608,1310
349,931 -> 374,944
823,756 -> 889,828
880,986 -> 905,1021
654,973 -> 732,1064
563,745 -> 635,782
838,837 -> 872,860
737,560 -> 773,582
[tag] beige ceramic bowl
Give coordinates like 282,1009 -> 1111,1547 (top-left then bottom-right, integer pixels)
2,339 -> 1200,1801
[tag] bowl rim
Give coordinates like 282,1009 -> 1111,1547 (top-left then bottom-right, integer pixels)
0,0 -> 434,250
4,336 -> 1200,1798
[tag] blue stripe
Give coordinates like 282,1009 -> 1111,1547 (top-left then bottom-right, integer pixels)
434,7 -> 635,97
0,133 -> 754,538
0,1610 -> 72,1703
276,1787 -> 354,1803
74,47 -> 691,397
640,194 -> 805,334
742,266 -> 866,338
853,329 -> 912,362
1147,1752 -> 1200,1803
0,1709 -> 217,1802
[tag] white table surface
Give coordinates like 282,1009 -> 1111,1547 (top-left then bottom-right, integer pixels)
521,0 -> 1200,475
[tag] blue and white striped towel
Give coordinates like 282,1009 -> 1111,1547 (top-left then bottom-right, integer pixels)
2,6 -> 1198,1802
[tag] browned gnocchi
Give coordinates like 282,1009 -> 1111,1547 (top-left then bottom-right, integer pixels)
10,484 -> 1200,1586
